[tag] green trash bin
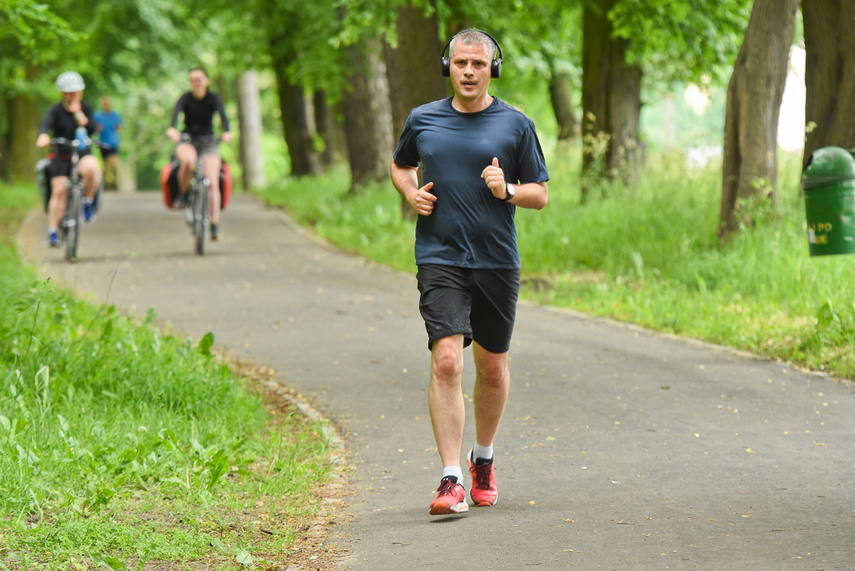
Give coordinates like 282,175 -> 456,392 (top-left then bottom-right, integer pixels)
801,146 -> 855,257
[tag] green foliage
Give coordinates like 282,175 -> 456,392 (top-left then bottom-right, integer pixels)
0,0 -> 78,65
487,0 -> 582,79
261,0 -> 350,94
611,0 -> 753,88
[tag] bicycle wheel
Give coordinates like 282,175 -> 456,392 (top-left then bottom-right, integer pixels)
64,181 -> 82,263
193,178 -> 208,255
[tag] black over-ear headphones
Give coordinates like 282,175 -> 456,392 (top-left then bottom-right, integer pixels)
441,29 -> 503,78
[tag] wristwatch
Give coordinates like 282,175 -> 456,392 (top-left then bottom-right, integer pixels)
503,183 -> 515,202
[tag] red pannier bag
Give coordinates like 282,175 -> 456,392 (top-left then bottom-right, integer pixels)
219,160 -> 232,210
160,160 -> 178,208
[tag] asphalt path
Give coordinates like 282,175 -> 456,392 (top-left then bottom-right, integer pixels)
19,192 -> 855,570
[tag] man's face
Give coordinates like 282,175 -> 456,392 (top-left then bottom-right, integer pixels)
449,42 -> 492,104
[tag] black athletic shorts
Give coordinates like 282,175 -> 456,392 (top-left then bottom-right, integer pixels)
416,264 -> 520,353
49,150 -> 93,178
100,144 -> 119,158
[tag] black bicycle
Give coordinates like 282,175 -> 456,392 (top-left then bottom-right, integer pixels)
49,136 -> 91,262
179,134 -> 220,256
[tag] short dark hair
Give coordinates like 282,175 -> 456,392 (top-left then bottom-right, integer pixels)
189,66 -> 208,77
449,29 -> 497,62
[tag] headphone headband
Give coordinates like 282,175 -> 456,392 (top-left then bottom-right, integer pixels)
441,29 -> 503,78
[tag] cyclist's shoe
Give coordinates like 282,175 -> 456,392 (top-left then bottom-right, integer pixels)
47,229 -> 61,248
173,193 -> 187,209
83,199 -> 95,223
185,205 -> 193,225
429,476 -> 468,515
210,223 -> 220,241
467,448 -> 498,507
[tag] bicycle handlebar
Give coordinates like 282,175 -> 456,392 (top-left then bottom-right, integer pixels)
52,136 -> 94,149
179,133 -> 222,144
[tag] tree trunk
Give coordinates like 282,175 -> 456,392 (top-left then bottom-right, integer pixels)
802,0 -> 855,168
8,64 -> 41,182
0,95 -> 11,181
313,90 -> 336,167
8,93 -> 40,183
236,70 -> 266,190
271,58 -> 322,177
581,0 -> 642,201
341,38 -> 394,193
717,0 -> 799,241
549,72 -> 578,142
385,0 -> 447,218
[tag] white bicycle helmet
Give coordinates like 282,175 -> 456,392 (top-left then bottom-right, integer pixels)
56,71 -> 85,92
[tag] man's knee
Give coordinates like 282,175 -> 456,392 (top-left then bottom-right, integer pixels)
431,337 -> 464,381
474,345 -> 508,386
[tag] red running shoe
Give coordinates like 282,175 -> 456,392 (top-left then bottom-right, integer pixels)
467,448 -> 498,506
429,477 -> 469,515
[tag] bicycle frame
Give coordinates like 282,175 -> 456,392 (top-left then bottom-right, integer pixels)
179,134 -> 219,256
51,137 -> 88,263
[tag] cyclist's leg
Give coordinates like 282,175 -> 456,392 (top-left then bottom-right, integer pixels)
79,155 -> 101,200
201,152 -> 221,224
101,146 -> 118,187
175,143 -> 197,194
48,176 -> 69,229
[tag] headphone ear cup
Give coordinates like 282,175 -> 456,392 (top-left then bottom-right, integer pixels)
441,37 -> 452,77
492,60 -> 502,78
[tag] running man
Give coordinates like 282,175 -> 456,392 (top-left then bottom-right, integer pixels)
94,96 -> 123,190
390,29 -> 549,515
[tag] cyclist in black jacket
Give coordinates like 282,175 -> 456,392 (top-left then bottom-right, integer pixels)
36,71 -> 102,246
166,67 -> 232,241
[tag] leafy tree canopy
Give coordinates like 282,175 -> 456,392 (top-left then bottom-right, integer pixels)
610,0 -> 752,88
0,0 -> 78,63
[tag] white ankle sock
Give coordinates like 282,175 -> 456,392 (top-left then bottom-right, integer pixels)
442,466 -> 464,483
473,443 -> 493,462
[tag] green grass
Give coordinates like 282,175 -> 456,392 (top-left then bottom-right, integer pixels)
0,184 -> 333,569
255,148 -> 855,380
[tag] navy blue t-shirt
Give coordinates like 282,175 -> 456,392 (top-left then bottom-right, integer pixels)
393,96 -> 549,269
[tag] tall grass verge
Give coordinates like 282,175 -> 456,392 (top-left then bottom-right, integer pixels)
255,149 -> 855,380
1,183 -> 333,570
